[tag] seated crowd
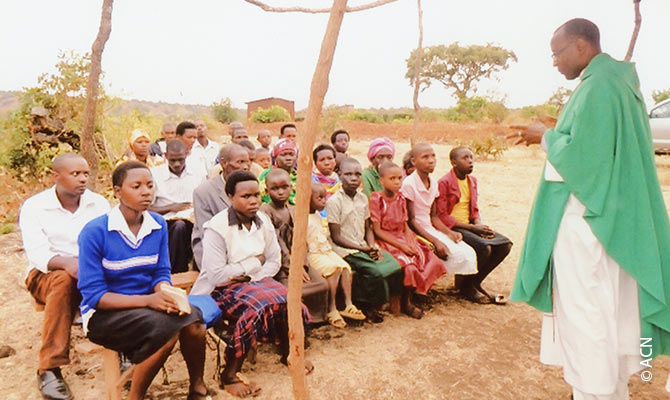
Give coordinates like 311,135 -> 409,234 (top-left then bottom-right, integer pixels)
19,121 -> 512,399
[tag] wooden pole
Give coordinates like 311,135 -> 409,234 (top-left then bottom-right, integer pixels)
624,0 -> 641,61
286,0 -> 348,399
411,0 -> 423,146
81,0 -> 113,190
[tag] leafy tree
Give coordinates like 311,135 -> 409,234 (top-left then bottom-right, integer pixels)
406,43 -> 517,100
1,51 -> 108,179
652,88 -> 670,104
212,97 -> 238,123
250,105 -> 291,123
547,86 -> 573,111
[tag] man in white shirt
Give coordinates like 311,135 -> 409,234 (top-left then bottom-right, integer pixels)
190,120 -> 220,175
175,120 -> 208,181
150,140 -> 202,273
20,153 -> 109,400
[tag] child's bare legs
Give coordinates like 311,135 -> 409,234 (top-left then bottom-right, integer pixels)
340,269 -> 354,308
179,321 -> 208,398
402,287 -> 424,319
325,269 -> 343,314
128,334 -> 179,400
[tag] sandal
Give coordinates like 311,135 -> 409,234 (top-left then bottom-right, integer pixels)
339,304 -> 366,320
326,310 -> 347,328
223,373 -> 261,398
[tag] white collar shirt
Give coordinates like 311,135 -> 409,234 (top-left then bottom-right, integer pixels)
150,163 -> 202,219
19,186 -> 110,275
107,204 -> 162,246
189,138 -> 219,175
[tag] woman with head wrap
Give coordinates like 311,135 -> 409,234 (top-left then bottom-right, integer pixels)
116,129 -> 163,168
258,138 -> 298,204
361,137 -> 395,198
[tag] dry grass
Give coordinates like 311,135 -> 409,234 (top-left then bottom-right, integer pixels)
0,140 -> 668,399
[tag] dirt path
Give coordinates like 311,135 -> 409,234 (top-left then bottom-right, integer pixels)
1,144 -> 668,399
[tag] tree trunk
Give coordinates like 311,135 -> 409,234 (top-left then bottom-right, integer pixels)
286,0 -> 348,399
411,0 -> 423,146
624,0 -> 641,61
81,0 -> 113,190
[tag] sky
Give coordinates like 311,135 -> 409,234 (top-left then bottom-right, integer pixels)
1,0 -> 669,111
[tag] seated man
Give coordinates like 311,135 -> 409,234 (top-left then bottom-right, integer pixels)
259,138 -> 297,204
175,121 -> 207,183
436,147 -> 512,304
190,120 -> 220,176
150,122 -> 176,157
192,144 -> 251,268
19,153 -> 110,399
190,171 -> 312,397
150,140 -> 202,273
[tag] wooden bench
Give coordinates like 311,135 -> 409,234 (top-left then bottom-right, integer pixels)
103,271 -> 200,400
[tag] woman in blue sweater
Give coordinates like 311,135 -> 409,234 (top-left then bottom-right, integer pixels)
78,161 -> 210,400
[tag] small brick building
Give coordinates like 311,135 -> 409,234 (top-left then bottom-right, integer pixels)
245,97 -> 295,120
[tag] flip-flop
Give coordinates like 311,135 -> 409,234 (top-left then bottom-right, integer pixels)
326,310 -> 347,328
339,304 -> 366,320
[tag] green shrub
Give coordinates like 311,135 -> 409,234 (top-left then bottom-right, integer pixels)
250,105 -> 291,123
652,88 -> 670,105
212,98 -> 238,123
342,110 -> 384,123
461,136 -> 509,160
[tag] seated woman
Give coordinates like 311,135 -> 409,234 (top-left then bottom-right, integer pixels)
362,137 -> 395,197
77,161 -> 209,400
116,129 -> 163,168
190,170 -> 312,398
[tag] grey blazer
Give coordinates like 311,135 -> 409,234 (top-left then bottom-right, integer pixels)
192,174 -> 231,267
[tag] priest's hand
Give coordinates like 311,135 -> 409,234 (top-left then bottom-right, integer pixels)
507,122 -> 546,146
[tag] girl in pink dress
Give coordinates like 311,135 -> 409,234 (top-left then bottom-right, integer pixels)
369,161 -> 447,319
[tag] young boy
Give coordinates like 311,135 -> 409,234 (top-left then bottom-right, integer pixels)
436,146 -> 512,304
327,157 -> 403,322
362,137 -> 395,198
401,143 -> 478,289
191,170 -> 313,397
259,169 -> 329,323
256,129 -> 272,151
251,147 -> 271,178
231,128 -> 249,145
259,138 -> 297,204
308,182 -> 365,327
330,129 -> 350,171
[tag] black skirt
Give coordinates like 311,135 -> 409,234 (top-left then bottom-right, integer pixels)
87,307 -> 203,364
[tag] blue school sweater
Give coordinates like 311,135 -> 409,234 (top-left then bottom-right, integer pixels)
77,211 -> 172,327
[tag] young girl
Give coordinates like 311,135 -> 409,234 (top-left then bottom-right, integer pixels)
311,144 -> 341,218
307,182 -> 365,328
370,162 -> 447,319
78,161 -> 209,400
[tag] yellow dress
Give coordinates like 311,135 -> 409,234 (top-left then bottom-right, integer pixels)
306,212 -> 351,277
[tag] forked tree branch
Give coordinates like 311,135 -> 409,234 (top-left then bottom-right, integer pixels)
242,0 -> 397,13
624,0 -> 642,61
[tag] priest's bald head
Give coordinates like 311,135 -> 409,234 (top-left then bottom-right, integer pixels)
551,18 -> 602,80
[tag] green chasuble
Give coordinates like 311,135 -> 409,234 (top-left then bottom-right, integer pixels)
362,166 -> 383,198
258,167 -> 297,205
510,53 -> 670,359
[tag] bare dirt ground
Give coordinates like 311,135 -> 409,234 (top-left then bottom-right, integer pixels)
1,139 -> 669,399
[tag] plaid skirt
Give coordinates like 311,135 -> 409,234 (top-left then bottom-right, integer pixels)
211,277 -> 310,359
